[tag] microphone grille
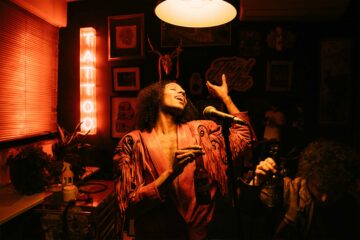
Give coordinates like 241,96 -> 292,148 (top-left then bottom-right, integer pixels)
203,106 -> 216,118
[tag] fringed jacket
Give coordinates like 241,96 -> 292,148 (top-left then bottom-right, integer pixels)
113,112 -> 255,239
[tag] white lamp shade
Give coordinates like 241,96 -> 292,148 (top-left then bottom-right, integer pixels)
155,0 -> 237,28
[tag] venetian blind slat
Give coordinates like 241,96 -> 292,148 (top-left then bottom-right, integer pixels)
0,0 -> 58,142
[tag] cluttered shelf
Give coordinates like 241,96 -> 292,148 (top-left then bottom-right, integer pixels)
0,166 -> 100,225
35,179 -> 117,240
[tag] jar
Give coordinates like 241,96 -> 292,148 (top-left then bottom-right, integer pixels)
63,184 -> 78,202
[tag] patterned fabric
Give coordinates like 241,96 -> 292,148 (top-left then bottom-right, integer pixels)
113,112 -> 254,239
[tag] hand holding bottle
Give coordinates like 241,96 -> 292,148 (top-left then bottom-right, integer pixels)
254,157 -> 277,186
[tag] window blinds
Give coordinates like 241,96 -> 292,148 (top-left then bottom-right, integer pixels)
0,1 -> 58,142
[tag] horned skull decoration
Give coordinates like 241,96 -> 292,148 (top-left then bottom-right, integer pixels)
147,37 -> 182,81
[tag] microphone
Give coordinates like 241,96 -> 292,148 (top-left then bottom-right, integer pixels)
203,106 -> 247,125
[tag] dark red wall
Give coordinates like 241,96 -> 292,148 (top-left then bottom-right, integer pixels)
58,0 -> 359,177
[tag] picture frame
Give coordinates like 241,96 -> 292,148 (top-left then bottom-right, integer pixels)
112,67 -> 140,91
108,14 -> 144,60
111,97 -> 137,138
318,38 -> 352,126
266,61 -> 293,91
238,30 -> 261,56
161,22 -> 231,47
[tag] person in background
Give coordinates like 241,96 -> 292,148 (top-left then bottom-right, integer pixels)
113,74 -> 256,240
263,103 -> 286,142
255,99 -> 308,181
236,97 -> 311,239
254,138 -> 360,239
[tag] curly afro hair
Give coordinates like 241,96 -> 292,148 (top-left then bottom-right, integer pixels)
298,139 -> 359,195
135,80 -> 199,132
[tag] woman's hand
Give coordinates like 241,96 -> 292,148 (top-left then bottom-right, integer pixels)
254,157 -> 277,186
156,145 -> 205,194
206,73 -> 229,102
171,145 -> 205,176
206,74 -> 240,115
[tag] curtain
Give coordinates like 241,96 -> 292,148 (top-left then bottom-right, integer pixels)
0,0 -> 58,142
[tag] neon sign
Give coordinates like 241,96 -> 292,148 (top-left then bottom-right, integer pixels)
80,27 -> 96,134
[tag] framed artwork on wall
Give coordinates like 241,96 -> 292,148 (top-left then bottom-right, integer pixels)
111,97 -> 137,138
318,38 -> 352,126
238,30 -> 261,56
112,67 -> 140,91
266,61 -> 293,91
161,22 -> 231,47
108,14 -> 144,60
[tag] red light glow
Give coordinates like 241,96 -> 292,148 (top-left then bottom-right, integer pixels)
80,27 -> 96,134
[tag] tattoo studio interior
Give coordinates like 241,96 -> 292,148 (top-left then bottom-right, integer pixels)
0,0 -> 359,239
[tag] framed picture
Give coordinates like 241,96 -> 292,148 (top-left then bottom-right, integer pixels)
266,61 -> 293,91
319,38 -> 352,126
111,97 -> 137,138
112,67 -> 140,91
161,22 -> 231,47
238,30 -> 261,56
108,14 -> 144,60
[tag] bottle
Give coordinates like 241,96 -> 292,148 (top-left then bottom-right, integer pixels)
62,162 -> 74,186
260,142 -> 284,208
194,167 -> 211,205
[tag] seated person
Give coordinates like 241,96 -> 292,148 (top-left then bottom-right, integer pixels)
253,139 -> 360,239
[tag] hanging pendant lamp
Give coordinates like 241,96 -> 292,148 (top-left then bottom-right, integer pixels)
155,0 -> 237,28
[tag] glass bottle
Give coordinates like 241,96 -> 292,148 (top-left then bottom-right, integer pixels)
260,142 -> 284,208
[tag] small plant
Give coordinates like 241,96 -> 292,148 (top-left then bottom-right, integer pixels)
7,145 -> 53,195
52,122 -> 92,183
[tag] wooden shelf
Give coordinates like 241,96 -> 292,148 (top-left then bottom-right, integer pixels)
0,165 -> 100,225
0,184 -> 52,225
